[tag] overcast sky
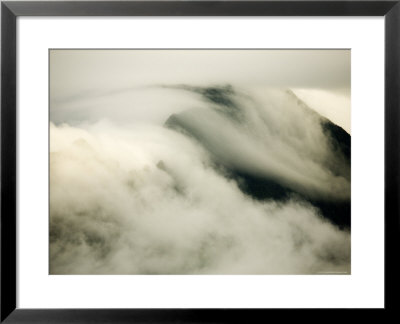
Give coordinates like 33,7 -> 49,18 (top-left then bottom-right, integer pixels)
50,49 -> 351,132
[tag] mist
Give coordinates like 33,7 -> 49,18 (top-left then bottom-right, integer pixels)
50,50 -> 351,274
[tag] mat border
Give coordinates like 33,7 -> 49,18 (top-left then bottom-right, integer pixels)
2,1 -> 399,322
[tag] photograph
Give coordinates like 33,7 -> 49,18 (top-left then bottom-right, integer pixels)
49,49 -> 351,275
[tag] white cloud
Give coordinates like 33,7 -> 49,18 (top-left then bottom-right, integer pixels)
49,49 -> 351,274
50,117 -> 350,274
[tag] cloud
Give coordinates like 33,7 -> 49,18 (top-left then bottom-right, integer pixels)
49,49 -> 351,274
165,86 -> 350,200
50,87 -> 350,274
292,88 -> 351,134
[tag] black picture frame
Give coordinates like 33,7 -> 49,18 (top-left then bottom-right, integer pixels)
1,0 -> 399,322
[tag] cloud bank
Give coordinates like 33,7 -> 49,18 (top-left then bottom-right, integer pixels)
50,85 -> 350,274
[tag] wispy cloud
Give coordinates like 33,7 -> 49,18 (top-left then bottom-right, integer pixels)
50,86 -> 350,274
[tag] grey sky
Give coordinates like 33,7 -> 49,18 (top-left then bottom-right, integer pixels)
51,49 -> 350,96
50,49 -> 351,132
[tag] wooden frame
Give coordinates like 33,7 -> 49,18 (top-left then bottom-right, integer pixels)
1,1 -> 399,322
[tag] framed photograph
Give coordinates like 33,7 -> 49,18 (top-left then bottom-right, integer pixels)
1,0 -> 399,322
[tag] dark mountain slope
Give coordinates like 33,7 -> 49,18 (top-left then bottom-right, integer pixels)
164,85 -> 351,229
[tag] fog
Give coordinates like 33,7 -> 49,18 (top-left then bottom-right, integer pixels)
50,50 -> 350,274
